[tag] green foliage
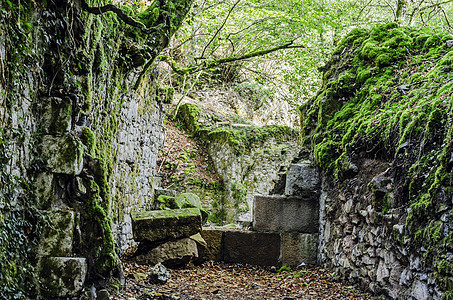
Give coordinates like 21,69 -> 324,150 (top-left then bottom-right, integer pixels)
277,266 -> 291,273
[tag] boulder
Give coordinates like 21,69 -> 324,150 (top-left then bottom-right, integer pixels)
39,257 -> 87,298
41,96 -> 72,135
135,238 -> 198,267
253,195 -> 318,233
131,208 -> 202,243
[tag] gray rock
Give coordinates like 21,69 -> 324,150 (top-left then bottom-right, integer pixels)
135,238 -> 198,267
223,231 -> 281,266
39,257 -> 87,298
284,162 -> 320,196
447,40 -> 453,48
40,135 -> 84,175
411,280 -> 430,300
253,195 -> 318,233
131,208 -> 202,243
199,227 -> 225,261
97,289 -> 110,300
147,263 -> 170,284
34,172 -> 55,209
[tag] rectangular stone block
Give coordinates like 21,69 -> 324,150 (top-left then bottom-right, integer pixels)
223,231 -> 281,266
38,210 -> 75,257
253,195 -> 318,233
131,208 -> 202,243
39,257 -> 87,298
40,135 -> 84,175
281,232 -> 318,266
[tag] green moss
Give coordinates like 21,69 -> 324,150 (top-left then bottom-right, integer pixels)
81,127 -> 97,157
176,103 -> 201,133
302,24 -> 453,294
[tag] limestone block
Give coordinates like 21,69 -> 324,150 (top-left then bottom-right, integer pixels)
281,232 -> 318,266
35,172 -> 55,209
38,210 -> 75,256
41,96 -> 72,135
41,135 -> 84,175
285,162 -> 320,196
223,231 -> 281,266
131,208 -> 202,243
199,227 -> 225,261
39,257 -> 87,298
134,238 -> 198,267
253,195 -> 318,233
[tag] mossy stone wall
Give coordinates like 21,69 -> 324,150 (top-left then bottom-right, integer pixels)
302,23 -> 453,299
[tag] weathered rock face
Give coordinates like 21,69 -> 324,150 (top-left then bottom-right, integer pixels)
135,238 -> 199,267
301,24 -> 453,299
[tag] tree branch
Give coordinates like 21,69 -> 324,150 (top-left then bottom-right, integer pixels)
80,0 -> 164,34
160,40 -> 305,75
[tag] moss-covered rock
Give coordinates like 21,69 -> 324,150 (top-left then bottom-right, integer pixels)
40,135 -> 84,175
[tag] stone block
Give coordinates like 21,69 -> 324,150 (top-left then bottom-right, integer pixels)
281,232 -> 318,266
39,257 -> 87,298
131,208 -> 202,243
200,227 -> 225,261
41,96 -> 72,135
285,162 -> 320,196
34,172 -> 55,209
38,210 -> 75,256
253,195 -> 318,233
134,238 -> 198,267
223,231 -> 281,266
41,135 -> 84,175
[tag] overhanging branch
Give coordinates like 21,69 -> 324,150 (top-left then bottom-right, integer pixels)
80,0 -> 164,34
160,41 -> 305,75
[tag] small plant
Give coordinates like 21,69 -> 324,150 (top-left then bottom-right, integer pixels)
277,266 -> 291,273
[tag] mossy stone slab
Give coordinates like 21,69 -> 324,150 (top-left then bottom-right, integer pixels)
131,208 -> 202,243
41,96 -> 72,135
41,135 -> 84,175
38,210 -> 75,256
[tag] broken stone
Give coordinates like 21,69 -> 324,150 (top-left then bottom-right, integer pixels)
147,263 -> 170,284
135,238 -> 198,267
253,195 -> 318,233
38,210 -> 75,256
40,135 -> 84,175
157,193 -> 209,223
39,257 -> 87,298
284,162 -> 320,196
131,208 -> 202,243
223,231 -> 281,266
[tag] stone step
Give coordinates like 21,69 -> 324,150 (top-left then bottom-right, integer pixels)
131,208 -> 202,243
253,195 -> 318,233
200,227 -> 318,267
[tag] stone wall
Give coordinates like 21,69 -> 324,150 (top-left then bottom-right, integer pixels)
0,0 -> 192,297
208,135 -> 300,223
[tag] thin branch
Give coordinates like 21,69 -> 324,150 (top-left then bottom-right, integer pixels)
80,0 -> 164,34
199,0 -> 241,59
